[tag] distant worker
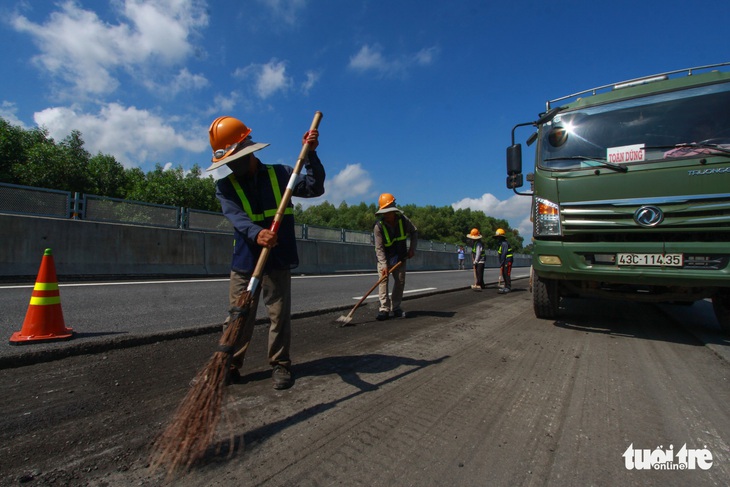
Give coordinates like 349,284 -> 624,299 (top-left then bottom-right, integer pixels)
457,245 -> 466,270
467,228 -> 486,290
373,193 -> 418,321
208,115 -> 326,389
496,228 -> 513,293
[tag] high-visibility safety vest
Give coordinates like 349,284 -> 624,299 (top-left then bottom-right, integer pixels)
471,240 -> 485,264
377,216 -> 408,262
498,241 -> 513,260
228,165 -> 293,221
380,217 -> 407,247
226,165 -> 298,273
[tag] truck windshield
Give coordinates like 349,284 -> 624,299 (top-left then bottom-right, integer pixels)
538,81 -> 730,170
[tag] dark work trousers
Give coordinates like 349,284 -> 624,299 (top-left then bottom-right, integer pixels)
501,261 -> 512,290
474,262 -> 485,288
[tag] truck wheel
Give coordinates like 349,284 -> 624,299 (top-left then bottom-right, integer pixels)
712,291 -> 730,335
533,272 -> 559,319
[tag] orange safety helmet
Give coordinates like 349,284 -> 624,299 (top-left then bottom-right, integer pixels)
467,228 -> 482,239
209,116 -> 252,163
378,193 -> 396,211
495,228 -> 506,237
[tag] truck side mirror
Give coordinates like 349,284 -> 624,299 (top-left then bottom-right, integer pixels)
507,173 -> 523,189
506,144 -> 523,189
507,144 -> 522,175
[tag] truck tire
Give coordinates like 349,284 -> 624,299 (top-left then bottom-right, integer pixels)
712,290 -> 730,335
533,271 -> 559,319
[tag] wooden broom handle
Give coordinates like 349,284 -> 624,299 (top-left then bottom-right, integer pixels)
249,111 -> 323,286
351,260 -> 404,311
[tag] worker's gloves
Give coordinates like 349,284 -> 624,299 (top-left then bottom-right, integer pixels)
302,129 -> 319,149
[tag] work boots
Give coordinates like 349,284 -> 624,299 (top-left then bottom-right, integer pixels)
272,365 -> 293,390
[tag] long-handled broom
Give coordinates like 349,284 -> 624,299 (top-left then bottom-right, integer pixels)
149,111 -> 323,478
336,260 -> 403,326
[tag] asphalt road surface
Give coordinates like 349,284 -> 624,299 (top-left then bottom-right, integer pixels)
0,268 -> 518,365
1,278 -> 729,486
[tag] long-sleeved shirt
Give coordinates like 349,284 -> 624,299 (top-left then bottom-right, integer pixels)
471,240 -> 486,264
216,152 -> 325,273
498,239 -> 513,266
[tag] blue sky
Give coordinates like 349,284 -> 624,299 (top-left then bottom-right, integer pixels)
1,0 -> 729,237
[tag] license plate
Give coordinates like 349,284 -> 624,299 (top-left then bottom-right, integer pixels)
617,253 -> 683,267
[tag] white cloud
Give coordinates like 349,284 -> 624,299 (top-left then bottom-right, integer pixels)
233,59 -> 293,99
257,61 -> 292,98
452,193 -> 533,237
0,102 -> 27,129
210,92 -> 243,116
348,44 -> 440,78
414,46 -> 439,66
149,68 -> 209,96
257,0 -> 307,25
349,45 -> 387,72
296,163 -> 373,208
34,103 -> 208,168
301,70 -> 320,94
11,0 -> 209,98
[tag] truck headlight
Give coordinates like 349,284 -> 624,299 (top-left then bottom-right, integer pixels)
534,197 -> 561,236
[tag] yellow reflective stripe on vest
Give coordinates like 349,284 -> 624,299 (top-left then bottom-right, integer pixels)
265,165 -> 284,218
382,218 -> 406,247
498,245 -> 513,258
228,174 -> 262,221
228,166 -> 293,222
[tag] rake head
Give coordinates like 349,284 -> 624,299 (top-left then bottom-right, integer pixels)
336,314 -> 353,326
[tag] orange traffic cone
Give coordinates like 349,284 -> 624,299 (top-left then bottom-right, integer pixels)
9,248 -> 73,345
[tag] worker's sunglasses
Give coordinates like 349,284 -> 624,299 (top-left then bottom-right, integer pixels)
214,142 -> 240,159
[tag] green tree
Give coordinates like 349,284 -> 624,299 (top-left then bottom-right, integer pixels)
7,128 -> 91,192
180,165 -> 219,211
0,118 -> 41,183
86,153 -> 127,198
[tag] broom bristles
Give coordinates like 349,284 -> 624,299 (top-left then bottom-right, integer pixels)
149,291 -> 253,478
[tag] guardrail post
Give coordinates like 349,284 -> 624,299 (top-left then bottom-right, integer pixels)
71,192 -> 82,219
178,207 -> 187,229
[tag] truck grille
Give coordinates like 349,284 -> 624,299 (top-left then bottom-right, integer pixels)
560,193 -> 730,243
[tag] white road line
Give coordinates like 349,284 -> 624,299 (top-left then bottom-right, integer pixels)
352,287 -> 437,300
0,278 -> 229,289
0,270 -> 526,290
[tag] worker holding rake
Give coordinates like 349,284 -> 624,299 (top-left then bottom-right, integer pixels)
207,115 -> 326,389
496,228 -> 513,294
467,228 -> 486,290
373,193 -> 418,321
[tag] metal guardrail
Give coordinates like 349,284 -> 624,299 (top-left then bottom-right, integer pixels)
0,182 -> 71,218
187,208 -> 233,233
84,195 -> 181,228
0,182 -> 511,254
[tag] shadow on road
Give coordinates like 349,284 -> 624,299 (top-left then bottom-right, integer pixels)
552,297 -> 728,346
203,353 -> 448,464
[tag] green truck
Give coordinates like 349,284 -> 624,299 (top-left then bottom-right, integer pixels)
506,63 -> 730,333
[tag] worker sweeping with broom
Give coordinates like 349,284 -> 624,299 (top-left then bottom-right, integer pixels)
210,115 -> 326,389
149,112 -> 324,478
